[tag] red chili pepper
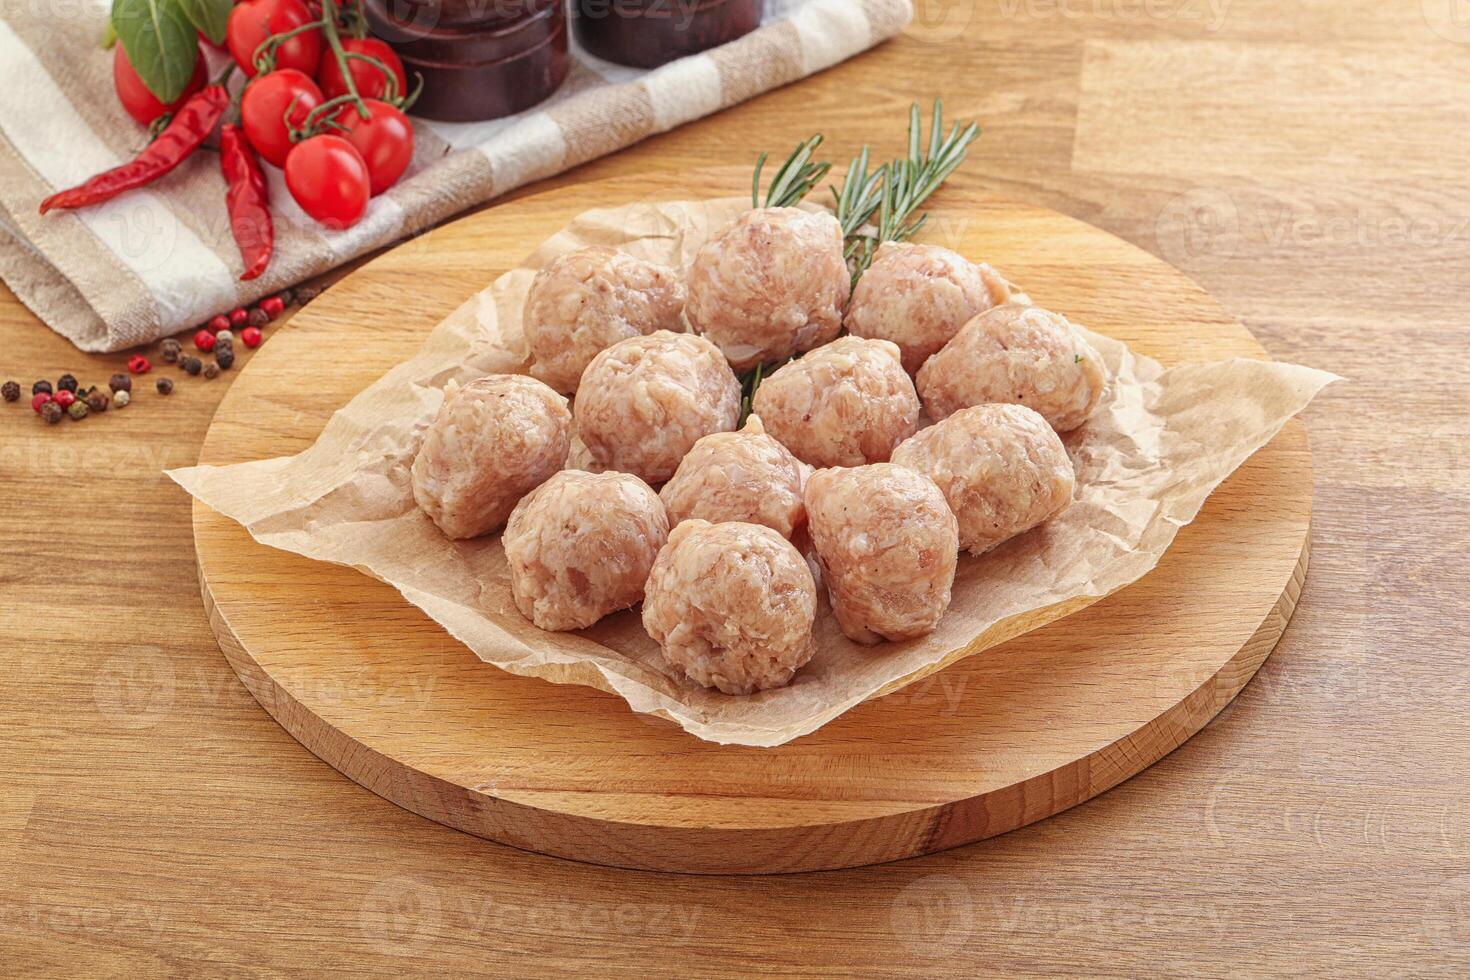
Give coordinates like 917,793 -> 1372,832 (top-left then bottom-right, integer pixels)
38,85 -> 230,215
219,123 -> 274,281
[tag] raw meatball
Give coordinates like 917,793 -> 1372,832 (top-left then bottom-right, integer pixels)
502,470 -> 669,631
411,375 -> 571,540
686,207 -> 850,371
752,336 -> 921,468
643,520 -> 817,694
805,464 -> 958,645
574,331 -> 741,484
524,246 -> 686,394
892,404 -> 1075,555
844,242 -> 995,374
659,415 -> 812,540
917,303 -> 1107,432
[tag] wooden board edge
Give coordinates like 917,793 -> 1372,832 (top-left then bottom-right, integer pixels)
191,495 -> 1310,874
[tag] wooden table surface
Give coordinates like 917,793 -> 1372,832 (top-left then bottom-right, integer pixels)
2,2 -> 1466,975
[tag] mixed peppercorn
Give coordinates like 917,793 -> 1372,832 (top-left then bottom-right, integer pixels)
6,285 -> 317,425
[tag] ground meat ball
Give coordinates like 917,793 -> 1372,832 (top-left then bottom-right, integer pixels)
411,375 -> 571,540
844,242 -> 995,374
752,336 -> 921,468
916,303 -> 1107,432
643,520 -> 817,694
659,415 -> 812,540
685,207 -> 850,371
892,404 -> 1075,555
503,470 -> 669,631
574,331 -> 741,484
524,246 -> 686,394
805,464 -> 958,645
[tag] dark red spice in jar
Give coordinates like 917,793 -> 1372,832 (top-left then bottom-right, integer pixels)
572,0 -> 760,69
364,0 -> 570,123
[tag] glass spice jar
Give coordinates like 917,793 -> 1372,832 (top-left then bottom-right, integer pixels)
572,0 -> 762,69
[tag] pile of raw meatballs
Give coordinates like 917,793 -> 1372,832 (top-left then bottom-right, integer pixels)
410,206 -> 1107,695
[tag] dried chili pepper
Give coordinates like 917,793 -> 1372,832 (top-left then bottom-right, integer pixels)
218,123 -> 274,281
38,85 -> 230,215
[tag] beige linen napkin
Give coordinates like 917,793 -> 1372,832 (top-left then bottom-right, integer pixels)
0,0 -> 911,351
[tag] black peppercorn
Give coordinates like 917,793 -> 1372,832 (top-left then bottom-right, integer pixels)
215,347 -> 235,370
160,338 -> 182,363
32,379 -> 52,396
57,373 -> 78,393
156,377 -> 174,395
181,356 -> 202,376
1,380 -> 18,402
276,288 -> 294,307
86,390 -> 109,413
67,399 -> 88,421
294,285 -> 320,304
109,373 -> 132,393
247,308 -> 269,328
203,362 -> 220,380
40,400 -> 63,424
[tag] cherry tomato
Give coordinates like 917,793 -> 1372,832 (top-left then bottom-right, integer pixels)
240,69 -> 324,168
227,0 -> 323,78
113,43 -> 205,126
332,99 -> 413,195
285,134 -> 370,229
317,37 -> 407,103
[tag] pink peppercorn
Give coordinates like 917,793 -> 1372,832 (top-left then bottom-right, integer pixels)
229,307 -> 248,328
127,354 -> 151,374
31,391 -> 51,413
240,326 -> 263,348
208,314 -> 231,333
52,389 -> 76,409
194,329 -> 216,352
259,296 -> 284,320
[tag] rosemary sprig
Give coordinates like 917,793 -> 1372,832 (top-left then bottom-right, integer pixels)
751,134 -> 832,209
842,100 -> 980,281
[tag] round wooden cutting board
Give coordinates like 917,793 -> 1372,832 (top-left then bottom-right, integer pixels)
192,169 -> 1312,874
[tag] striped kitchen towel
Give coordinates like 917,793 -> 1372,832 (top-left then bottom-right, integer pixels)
0,0 -> 911,352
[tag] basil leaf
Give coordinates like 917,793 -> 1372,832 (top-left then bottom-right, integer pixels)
111,0 -> 197,104
177,0 -> 230,47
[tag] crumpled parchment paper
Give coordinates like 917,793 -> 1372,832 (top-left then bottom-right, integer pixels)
170,197 -> 1338,747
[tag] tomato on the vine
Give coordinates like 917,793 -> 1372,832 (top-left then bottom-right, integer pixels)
317,37 -> 407,102
240,69 -> 324,168
285,134 -> 370,229
332,99 -> 413,195
227,0 -> 323,78
113,43 -> 205,126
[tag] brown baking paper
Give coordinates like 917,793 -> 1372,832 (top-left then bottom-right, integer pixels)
169,197 -> 1338,747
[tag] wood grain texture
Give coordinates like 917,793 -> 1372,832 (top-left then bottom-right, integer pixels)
189,170 -> 1311,872
2,1 -> 1467,972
